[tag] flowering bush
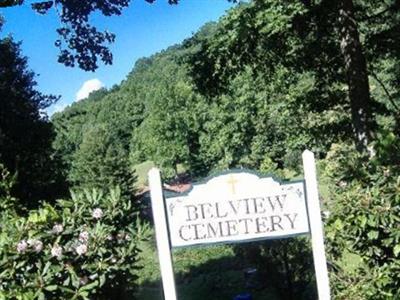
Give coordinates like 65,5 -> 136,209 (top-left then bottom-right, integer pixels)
0,188 -> 150,300
324,143 -> 400,299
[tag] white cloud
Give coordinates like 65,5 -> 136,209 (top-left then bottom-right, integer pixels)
76,78 -> 104,101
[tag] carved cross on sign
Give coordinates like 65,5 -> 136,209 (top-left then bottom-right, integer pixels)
227,175 -> 238,194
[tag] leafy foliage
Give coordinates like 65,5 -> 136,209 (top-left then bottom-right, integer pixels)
0,164 -> 17,212
0,0 -> 181,71
69,124 -> 136,200
187,0 -> 400,152
0,36 -> 66,208
53,21 -> 351,182
129,51 -> 204,178
7,1 -> 400,297
0,188 -> 150,299
324,141 -> 400,299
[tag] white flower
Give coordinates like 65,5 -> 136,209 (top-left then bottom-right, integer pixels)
33,240 -> 43,253
51,245 -> 63,258
28,239 -> 43,253
79,231 -> 89,243
17,240 -> 28,253
89,274 -> 98,280
92,208 -> 103,220
339,181 -> 347,188
52,224 -> 64,234
322,210 -> 331,219
75,244 -> 88,256
117,233 -> 125,240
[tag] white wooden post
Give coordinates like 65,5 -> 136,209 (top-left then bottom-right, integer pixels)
148,168 -> 178,300
302,150 -> 331,300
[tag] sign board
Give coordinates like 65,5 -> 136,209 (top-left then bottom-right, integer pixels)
166,172 -> 309,247
148,150 -> 331,300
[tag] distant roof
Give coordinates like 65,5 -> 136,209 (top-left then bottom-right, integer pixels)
163,183 -> 192,193
136,182 -> 192,197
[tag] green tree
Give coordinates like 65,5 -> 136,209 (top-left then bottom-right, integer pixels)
187,0 -> 400,154
70,124 -> 135,199
52,18 -> 349,180
0,35 -> 66,208
130,53 -> 203,178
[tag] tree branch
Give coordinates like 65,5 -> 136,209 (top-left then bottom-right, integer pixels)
0,0 -> 23,8
370,71 -> 400,113
360,1 -> 400,22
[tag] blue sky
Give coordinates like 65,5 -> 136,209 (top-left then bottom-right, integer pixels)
1,1 -> 234,115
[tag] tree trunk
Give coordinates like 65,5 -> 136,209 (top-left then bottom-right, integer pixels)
338,0 -> 372,153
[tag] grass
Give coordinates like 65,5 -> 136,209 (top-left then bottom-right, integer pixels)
133,161 -> 188,190
134,161 -> 155,189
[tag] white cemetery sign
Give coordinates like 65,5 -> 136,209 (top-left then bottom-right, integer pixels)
167,173 -> 309,247
148,150 -> 330,300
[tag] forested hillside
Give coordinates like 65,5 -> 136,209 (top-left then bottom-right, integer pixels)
2,1 -> 400,299
53,0 -> 399,184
